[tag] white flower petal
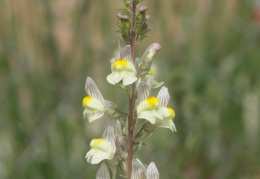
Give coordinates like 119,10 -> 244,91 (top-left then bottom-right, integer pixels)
157,86 -> 170,107
156,119 -> 176,132
84,109 -> 104,123
114,71 -> 124,83
124,62 -> 136,72
153,108 -> 164,120
86,149 -> 95,163
84,98 -> 104,111
146,162 -> 159,179
162,107 -> 170,117
152,80 -> 164,88
120,45 -> 133,63
90,149 -> 112,164
85,77 -> 105,105
123,73 -> 137,86
102,123 -> 116,152
138,110 -> 157,124
137,82 -> 151,105
131,159 -> 146,179
107,73 -> 116,85
96,163 -> 111,179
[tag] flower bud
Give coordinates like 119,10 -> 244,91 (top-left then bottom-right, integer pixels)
137,6 -> 148,23
139,43 -> 161,71
139,6 -> 148,12
146,15 -> 151,21
117,13 -> 131,42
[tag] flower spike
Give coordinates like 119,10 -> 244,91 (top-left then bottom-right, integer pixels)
83,0 -> 178,177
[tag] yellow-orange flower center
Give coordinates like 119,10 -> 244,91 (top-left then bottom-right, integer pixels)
167,108 -> 175,118
91,138 -> 105,148
148,70 -> 154,75
82,96 -> 92,107
113,59 -> 128,70
146,96 -> 160,109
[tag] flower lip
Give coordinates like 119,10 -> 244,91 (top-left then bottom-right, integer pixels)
91,138 -> 105,148
82,96 -> 92,107
146,96 -> 160,109
90,138 -> 112,152
112,59 -> 128,70
148,70 -> 154,75
167,108 -> 175,119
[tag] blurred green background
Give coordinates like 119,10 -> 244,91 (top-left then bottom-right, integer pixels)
1,0 -> 260,178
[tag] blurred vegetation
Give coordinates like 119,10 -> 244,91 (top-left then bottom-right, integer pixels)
0,0 -> 260,178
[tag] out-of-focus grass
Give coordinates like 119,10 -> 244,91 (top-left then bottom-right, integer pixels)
0,0 -> 260,178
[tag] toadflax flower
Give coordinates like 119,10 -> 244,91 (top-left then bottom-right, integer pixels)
156,86 -> 176,132
82,77 -> 115,123
107,45 -> 137,86
85,138 -> 114,164
137,83 -> 176,132
86,123 -> 116,164
137,82 -> 164,124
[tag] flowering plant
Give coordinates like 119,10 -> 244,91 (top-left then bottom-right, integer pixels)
82,0 -> 176,178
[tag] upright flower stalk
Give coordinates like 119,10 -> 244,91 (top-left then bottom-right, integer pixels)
82,0 -> 177,178
127,1 -> 137,178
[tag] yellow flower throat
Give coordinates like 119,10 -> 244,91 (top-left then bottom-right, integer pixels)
146,96 -> 160,108
113,59 -> 128,70
82,96 -> 92,107
167,108 -> 175,118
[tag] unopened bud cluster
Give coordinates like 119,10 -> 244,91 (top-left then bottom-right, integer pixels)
117,1 -> 151,43
136,6 -> 150,42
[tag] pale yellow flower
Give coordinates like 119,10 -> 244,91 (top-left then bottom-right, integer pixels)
86,123 -> 116,164
137,96 -> 164,124
107,45 -> 137,86
83,77 -> 107,122
156,86 -> 176,132
86,138 -> 114,164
